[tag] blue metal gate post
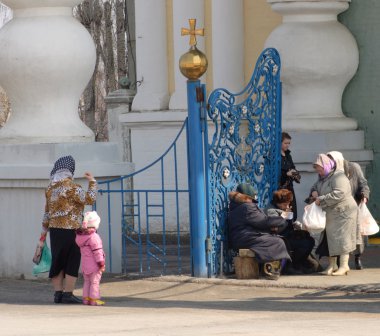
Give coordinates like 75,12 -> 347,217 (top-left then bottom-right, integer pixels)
179,19 -> 208,277
186,80 -> 207,277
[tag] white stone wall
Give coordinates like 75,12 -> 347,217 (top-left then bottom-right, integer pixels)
0,142 -> 133,277
121,111 -> 190,234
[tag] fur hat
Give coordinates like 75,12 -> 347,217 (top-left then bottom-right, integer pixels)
82,211 -> 101,230
236,183 -> 258,202
272,189 -> 293,206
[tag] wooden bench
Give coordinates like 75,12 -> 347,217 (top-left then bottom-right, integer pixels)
233,249 -> 259,279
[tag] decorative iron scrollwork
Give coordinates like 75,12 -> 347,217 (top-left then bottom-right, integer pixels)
205,48 -> 282,276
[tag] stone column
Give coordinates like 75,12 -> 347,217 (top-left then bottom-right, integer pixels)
0,0 -> 134,276
169,0 -> 205,110
0,0 -> 96,143
131,0 -> 169,111
106,89 -> 135,162
265,0 -> 359,131
211,0 -> 244,92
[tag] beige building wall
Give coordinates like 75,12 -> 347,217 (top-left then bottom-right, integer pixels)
243,0 -> 281,84
166,0 -> 281,94
166,0 -> 175,95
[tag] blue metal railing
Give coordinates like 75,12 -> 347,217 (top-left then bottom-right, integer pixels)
96,119 -> 189,274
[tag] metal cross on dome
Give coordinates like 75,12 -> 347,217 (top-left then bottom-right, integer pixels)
181,18 -> 204,46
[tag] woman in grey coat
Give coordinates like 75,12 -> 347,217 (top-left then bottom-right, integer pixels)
310,154 -> 358,276
328,151 -> 370,270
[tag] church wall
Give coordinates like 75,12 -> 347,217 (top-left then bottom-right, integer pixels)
166,0 -> 175,95
339,0 -> 380,218
243,0 -> 281,84
204,0 -> 213,92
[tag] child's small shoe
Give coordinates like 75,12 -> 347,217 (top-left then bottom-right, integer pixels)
89,298 -> 105,306
83,297 -> 91,305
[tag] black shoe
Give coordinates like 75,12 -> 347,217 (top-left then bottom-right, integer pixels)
355,256 -> 363,270
61,292 -> 82,304
54,291 -> 63,304
301,255 -> 323,274
283,265 -> 303,275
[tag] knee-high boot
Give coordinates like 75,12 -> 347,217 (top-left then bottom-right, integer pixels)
320,256 -> 338,275
332,254 -> 350,276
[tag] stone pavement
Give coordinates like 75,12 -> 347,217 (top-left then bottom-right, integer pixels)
133,244 -> 380,294
0,246 -> 380,335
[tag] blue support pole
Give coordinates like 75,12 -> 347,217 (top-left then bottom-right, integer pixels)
186,79 -> 208,278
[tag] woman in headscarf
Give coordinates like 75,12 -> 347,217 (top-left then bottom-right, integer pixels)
328,151 -> 370,270
309,154 -> 357,276
228,183 -> 291,280
266,189 -> 319,274
39,155 -> 97,303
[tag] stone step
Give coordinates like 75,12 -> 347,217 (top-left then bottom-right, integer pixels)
122,243 -> 191,275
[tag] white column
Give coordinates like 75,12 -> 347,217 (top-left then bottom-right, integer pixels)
265,0 -> 359,131
169,0 -> 204,110
132,0 -> 169,111
0,0 -> 96,143
211,0 -> 244,92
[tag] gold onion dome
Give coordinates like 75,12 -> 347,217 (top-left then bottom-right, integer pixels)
179,19 -> 208,80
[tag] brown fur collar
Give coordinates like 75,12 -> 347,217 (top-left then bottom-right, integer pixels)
229,191 -> 253,204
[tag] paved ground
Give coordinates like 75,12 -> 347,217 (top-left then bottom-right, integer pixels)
1,246 -> 380,335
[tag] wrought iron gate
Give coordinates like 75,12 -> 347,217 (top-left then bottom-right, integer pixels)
97,48 -> 281,277
96,120 -> 189,275
205,48 -> 282,276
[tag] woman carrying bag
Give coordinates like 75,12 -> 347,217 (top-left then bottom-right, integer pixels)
40,155 -> 97,304
327,151 -> 370,270
309,154 -> 357,276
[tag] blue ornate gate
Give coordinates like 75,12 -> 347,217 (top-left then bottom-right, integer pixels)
205,48 -> 282,276
97,48 -> 281,277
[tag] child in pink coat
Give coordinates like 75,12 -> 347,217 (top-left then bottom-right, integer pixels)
75,211 -> 106,306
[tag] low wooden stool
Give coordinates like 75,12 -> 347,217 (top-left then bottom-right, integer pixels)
233,249 -> 259,279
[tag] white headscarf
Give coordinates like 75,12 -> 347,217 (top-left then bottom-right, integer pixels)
327,151 -> 345,173
50,169 -> 73,183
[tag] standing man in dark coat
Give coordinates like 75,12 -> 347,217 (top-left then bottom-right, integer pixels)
280,132 -> 300,220
228,183 -> 291,279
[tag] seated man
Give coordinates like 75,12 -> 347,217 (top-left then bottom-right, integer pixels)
266,189 -> 321,274
228,183 -> 291,280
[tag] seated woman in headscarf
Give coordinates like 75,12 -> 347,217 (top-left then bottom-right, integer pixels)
228,183 -> 291,280
266,189 -> 320,274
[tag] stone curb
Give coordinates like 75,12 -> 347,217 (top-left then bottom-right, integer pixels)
121,274 -> 380,294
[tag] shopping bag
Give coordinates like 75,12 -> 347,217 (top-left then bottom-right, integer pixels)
358,202 -> 379,236
302,202 -> 326,233
32,243 -> 43,265
32,242 -> 52,276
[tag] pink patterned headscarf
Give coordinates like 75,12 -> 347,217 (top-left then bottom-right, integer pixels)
313,153 -> 335,177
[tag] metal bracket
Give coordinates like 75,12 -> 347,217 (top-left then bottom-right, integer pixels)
196,86 -> 204,102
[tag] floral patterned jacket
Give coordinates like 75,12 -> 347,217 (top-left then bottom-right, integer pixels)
42,178 -> 97,230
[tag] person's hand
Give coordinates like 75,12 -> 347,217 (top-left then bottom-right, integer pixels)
286,169 -> 296,177
39,231 -> 47,244
84,171 -> 95,181
100,265 -> 105,272
293,221 -> 303,230
280,211 -> 287,219
311,191 -> 318,198
270,226 -> 279,234
361,195 -> 368,204
314,198 -> 321,206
